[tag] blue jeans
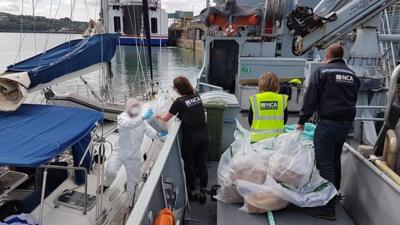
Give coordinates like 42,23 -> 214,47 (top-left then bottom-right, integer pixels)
314,120 -> 352,191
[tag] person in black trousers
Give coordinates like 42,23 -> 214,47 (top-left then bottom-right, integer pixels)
297,44 -> 360,221
157,76 -> 210,204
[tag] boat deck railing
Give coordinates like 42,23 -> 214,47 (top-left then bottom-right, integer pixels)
37,164 -> 89,225
125,119 -> 184,225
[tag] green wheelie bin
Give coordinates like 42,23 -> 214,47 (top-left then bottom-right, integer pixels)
204,101 -> 227,161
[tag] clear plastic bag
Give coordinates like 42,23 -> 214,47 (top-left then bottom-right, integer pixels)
216,147 -> 243,203
236,178 -> 288,214
217,121 -> 251,185
151,90 -> 173,115
267,130 -> 314,187
268,169 -> 337,207
216,121 -> 268,203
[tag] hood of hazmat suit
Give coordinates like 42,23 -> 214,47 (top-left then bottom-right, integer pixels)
116,99 -> 158,157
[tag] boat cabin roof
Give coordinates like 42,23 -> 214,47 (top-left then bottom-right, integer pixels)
0,104 -> 102,167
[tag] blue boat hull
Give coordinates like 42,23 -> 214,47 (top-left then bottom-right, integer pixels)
119,36 -> 169,46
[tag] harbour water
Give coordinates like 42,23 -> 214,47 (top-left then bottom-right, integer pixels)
0,32 -> 203,102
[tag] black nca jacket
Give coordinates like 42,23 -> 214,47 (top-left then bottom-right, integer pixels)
298,59 -> 360,125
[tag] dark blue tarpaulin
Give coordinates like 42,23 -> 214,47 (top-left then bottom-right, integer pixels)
0,104 -> 102,167
7,33 -> 118,89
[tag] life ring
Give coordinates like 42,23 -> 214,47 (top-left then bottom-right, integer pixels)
154,208 -> 175,225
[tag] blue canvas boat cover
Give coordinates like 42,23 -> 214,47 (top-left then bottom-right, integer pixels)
0,104 -> 102,167
6,33 -> 118,89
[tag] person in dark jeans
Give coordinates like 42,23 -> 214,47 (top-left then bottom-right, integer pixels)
297,44 -> 360,221
314,120 -> 352,190
157,76 -> 210,204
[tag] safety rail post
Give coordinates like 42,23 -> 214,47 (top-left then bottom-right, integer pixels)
39,168 -> 48,225
39,165 -> 88,215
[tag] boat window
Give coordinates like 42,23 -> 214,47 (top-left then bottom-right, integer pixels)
151,17 -> 158,34
114,16 -> 121,33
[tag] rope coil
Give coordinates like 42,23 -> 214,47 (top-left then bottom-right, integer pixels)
265,0 -> 286,22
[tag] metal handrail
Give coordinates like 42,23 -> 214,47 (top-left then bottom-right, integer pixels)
384,9 -> 397,74
374,65 -> 400,154
356,105 -> 386,109
384,65 -> 400,125
354,117 -> 385,121
38,164 -> 89,223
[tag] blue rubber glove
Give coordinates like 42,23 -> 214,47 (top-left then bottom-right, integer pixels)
142,109 -> 154,120
157,130 -> 168,137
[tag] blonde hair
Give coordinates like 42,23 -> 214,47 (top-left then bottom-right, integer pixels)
258,72 -> 279,93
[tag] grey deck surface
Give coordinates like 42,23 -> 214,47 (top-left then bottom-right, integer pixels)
221,112 -> 354,225
186,162 -> 218,225
217,202 -> 354,225
185,112 -> 309,225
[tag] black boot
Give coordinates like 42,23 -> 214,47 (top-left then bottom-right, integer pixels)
188,191 -> 198,201
302,206 -> 336,221
96,185 -> 109,194
198,191 -> 207,205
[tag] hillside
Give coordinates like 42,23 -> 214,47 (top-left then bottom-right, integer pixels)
0,12 -> 88,33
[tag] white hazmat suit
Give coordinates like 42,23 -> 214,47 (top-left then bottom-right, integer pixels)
105,99 -> 159,198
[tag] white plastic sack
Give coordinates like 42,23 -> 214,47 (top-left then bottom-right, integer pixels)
216,121 -> 268,203
217,120 -> 251,184
236,178 -> 288,214
268,169 -> 337,207
217,147 -> 243,203
267,130 -> 314,187
252,132 -> 288,153
151,90 -> 173,115
217,149 -> 268,203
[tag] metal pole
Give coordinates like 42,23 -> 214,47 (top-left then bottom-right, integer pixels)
378,33 -> 400,42
142,0 -> 155,94
83,168 -> 88,215
101,0 -> 109,33
374,65 -> 400,154
354,117 -> 385,121
79,124 -> 100,166
39,168 -> 48,225
159,0 -> 162,49
356,105 -> 387,109
384,9 -> 397,70
39,165 -> 88,215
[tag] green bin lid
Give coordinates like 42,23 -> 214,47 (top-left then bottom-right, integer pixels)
203,101 -> 227,109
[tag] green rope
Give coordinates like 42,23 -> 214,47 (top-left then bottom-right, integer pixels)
267,211 -> 276,225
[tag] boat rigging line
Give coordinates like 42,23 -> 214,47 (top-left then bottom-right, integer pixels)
123,0 -> 150,98
142,0 -> 155,95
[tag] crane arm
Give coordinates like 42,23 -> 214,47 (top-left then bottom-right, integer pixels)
287,0 -> 397,56
313,0 -> 349,17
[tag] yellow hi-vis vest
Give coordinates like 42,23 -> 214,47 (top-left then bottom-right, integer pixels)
250,92 -> 288,142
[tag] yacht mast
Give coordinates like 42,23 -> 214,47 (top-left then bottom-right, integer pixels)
100,0 -> 109,33
100,0 -> 113,102
142,0 -> 155,94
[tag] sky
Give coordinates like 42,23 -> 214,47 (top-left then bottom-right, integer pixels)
0,0 -> 207,21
